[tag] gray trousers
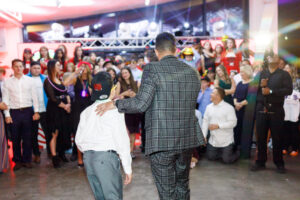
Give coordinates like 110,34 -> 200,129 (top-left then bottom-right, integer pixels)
83,150 -> 122,200
150,149 -> 193,200
206,143 -> 239,164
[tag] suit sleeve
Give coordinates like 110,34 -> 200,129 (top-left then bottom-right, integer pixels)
271,71 -> 293,97
116,64 -> 156,113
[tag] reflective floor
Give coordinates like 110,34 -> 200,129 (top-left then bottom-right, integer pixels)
1,150 -> 300,200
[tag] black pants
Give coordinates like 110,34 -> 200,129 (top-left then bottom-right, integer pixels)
283,121 -> 299,151
256,105 -> 285,167
206,143 -> 239,164
10,107 -> 33,163
150,149 -> 193,200
140,113 -> 146,151
31,112 -> 48,156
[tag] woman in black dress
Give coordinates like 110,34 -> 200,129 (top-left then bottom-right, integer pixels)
63,61 -> 92,166
201,41 -> 216,73
115,67 -> 141,158
233,65 -> 253,151
44,60 -> 71,168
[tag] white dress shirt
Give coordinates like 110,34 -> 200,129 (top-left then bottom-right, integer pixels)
32,76 -> 46,113
131,67 -> 143,82
75,99 -> 132,174
202,100 -> 237,147
2,75 -> 39,117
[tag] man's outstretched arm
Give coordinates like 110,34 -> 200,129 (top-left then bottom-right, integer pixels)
96,65 -> 156,116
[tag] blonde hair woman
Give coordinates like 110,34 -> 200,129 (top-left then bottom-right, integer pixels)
233,64 -> 253,151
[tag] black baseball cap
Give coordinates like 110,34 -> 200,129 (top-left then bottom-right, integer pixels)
91,72 -> 113,101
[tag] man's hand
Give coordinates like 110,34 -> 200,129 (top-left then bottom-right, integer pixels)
209,124 -> 219,131
95,101 -> 115,116
5,117 -> 13,124
260,78 -> 268,88
0,102 -> 8,110
124,173 -> 132,185
32,113 -> 40,121
262,87 -> 271,95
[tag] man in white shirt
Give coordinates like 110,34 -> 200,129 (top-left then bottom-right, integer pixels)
27,61 -> 48,164
75,72 -> 132,200
2,59 -> 40,170
202,87 -> 239,164
130,57 -> 143,82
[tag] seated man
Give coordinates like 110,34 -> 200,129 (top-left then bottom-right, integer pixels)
75,72 -> 132,200
202,87 -> 239,164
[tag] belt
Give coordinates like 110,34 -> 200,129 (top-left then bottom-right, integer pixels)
10,107 -> 31,111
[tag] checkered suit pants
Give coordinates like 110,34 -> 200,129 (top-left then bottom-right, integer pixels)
150,149 -> 193,200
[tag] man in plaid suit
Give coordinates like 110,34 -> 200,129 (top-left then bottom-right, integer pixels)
96,32 -> 205,200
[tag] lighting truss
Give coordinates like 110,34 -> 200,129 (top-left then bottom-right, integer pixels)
45,36 -> 218,50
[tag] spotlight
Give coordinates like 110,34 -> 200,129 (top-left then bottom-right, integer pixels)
284,35 -> 288,40
93,23 -> 102,29
149,22 -> 157,30
254,31 -> 273,52
121,50 -> 127,54
145,0 -> 150,6
183,22 -> 190,29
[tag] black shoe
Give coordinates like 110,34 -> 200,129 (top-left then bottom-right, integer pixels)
70,154 -> 77,162
250,164 -> 266,172
22,163 -> 33,168
78,163 -> 84,168
276,166 -> 286,174
52,156 -> 61,168
59,154 -> 69,163
13,162 -> 22,171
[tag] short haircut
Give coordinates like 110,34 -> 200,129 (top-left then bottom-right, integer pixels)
12,59 -> 23,67
155,32 -> 176,53
31,61 -> 41,67
215,87 -> 225,100
240,64 -> 253,79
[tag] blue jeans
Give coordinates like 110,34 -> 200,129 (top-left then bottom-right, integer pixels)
83,150 -> 123,200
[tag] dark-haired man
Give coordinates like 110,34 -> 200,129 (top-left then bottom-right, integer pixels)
96,32 -> 205,200
27,61 -> 48,163
2,59 -> 40,170
251,54 -> 292,174
202,87 -> 239,164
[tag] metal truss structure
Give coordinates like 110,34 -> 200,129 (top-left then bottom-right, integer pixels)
45,36 -> 219,50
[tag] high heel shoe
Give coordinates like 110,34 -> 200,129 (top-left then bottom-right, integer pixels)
52,156 -> 61,168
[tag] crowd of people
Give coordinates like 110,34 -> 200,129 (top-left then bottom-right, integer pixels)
0,35 -> 299,178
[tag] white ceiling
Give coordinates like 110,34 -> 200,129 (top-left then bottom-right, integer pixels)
1,0 -> 177,23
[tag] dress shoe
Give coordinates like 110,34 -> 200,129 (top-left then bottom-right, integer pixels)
23,163 -> 33,168
59,154 -> 69,163
52,156 -> 61,168
282,150 -> 287,155
33,156 -> 41,164
13,162 -> 22,171
276,166 -> 286,174
250,164 -> 266,172
78,163 -> 84,168
290,151 -> 298,157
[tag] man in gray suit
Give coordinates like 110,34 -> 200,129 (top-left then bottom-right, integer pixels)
96,32 -> 205,200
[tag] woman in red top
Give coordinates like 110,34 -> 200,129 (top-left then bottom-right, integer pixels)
22,48 -> 33,74
221,38 -> 242,76
214,44 -> 223,67
39,46 -> 51,74
54,48 -> 68,73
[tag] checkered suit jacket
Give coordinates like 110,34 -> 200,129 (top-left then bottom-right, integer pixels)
116,55 -> 205,155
